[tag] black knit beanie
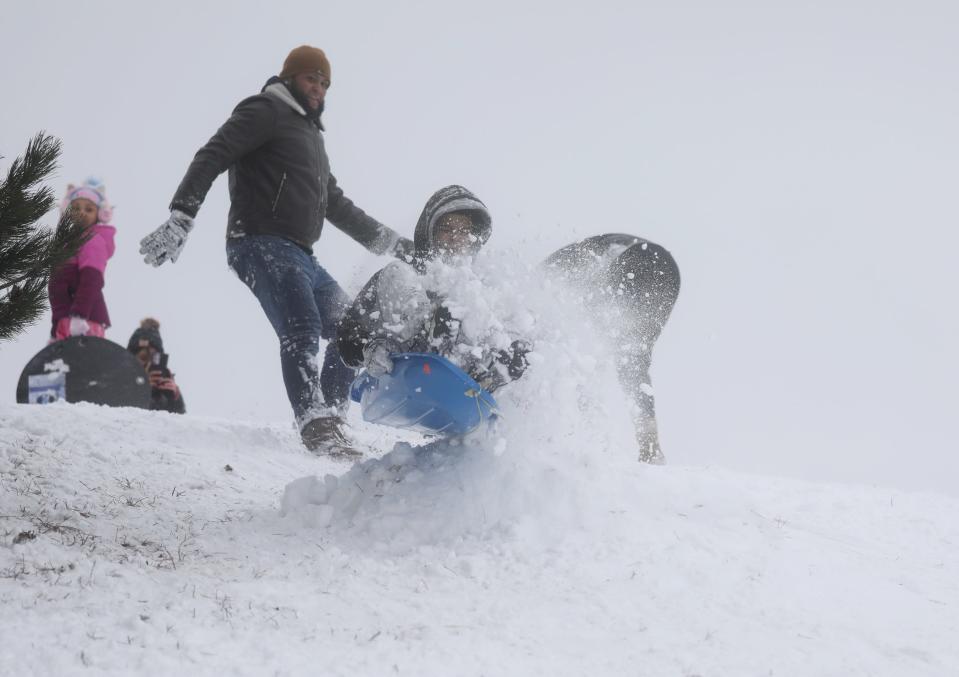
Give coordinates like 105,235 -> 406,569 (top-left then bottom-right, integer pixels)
127,317 -> 164,353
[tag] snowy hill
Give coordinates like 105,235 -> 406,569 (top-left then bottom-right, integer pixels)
2,400 -> 957,676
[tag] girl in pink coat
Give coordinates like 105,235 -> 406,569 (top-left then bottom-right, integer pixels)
49,179 -> 117,340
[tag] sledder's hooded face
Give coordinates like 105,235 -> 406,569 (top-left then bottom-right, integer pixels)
413,185 -> 492,264
433,211 -> 482,257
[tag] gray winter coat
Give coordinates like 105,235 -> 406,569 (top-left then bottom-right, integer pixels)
170,78 -> 408,255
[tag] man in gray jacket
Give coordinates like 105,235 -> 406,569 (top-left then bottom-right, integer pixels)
140,45 -> 411,454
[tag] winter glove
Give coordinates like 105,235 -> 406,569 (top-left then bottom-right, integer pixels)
362,337 -> 400,376
391,236 -> 415,262
471,367 -> 504,394
140,210 -> 194,266
69,316 -> 90,336
498,339 -> 532,380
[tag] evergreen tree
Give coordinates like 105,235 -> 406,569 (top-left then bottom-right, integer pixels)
0,133 -> 89,342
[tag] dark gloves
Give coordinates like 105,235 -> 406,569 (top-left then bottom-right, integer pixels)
362,337 -> 401,376
391,237 -> 415,262
471,340 -> 533,393
498,339 -> 532,381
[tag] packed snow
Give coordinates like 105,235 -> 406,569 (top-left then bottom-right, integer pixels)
2,256 -> 958,675
4,399 -> 959,676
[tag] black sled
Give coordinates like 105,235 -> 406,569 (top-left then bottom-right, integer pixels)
16,336 -> 152,409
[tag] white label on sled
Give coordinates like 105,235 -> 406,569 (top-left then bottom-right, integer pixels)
28,372 -> 66,404
43,358 -> 71,374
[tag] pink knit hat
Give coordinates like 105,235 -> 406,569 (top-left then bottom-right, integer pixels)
61,177 -> 113,224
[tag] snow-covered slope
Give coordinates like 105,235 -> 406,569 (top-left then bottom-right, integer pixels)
2,399 -> 957,677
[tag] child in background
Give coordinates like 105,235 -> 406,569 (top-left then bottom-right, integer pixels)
49,178 -> 117,340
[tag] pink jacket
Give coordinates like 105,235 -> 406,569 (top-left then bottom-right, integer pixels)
49,224 -> 117,331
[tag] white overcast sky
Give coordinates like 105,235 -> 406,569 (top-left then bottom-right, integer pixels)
2,0 -> 957,495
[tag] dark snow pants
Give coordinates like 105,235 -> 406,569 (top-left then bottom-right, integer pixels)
545,234 -> 681,463
227,234 -> 354,425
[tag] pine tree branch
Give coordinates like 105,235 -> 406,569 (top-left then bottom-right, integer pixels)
0,134 -> 60,208
0,277 -> 47,341
0,133 -> 59,239
46,211 -> 92,272
0,214 -> 89,292
0,132 -> 87,342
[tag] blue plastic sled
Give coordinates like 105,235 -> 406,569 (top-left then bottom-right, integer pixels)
349,353 -> 499,437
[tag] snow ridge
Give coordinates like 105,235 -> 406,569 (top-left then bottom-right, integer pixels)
2,401 -> 959,675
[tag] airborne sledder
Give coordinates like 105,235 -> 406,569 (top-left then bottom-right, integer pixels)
336,185 -> 526,449
336,185 -> 680,463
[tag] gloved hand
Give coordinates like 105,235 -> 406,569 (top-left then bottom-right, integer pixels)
69,316 -> 90,336
498,339 -> 532,380
391,236 -> 415,262
140,210 -> 194,266
471,366 -> 503,394
362,338 -> 400,376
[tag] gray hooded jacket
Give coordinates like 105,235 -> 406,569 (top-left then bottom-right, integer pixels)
336,185 -> 514,376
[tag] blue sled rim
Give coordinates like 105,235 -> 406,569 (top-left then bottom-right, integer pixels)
349,352 -> 499,437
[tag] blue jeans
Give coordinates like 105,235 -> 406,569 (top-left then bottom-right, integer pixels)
227,235 -> 355,424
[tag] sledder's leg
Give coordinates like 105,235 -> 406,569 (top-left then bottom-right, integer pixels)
607,239 -> 680,463
545,234 -> 680,463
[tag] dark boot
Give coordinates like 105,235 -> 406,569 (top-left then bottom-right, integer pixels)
300,416 -> 362,458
